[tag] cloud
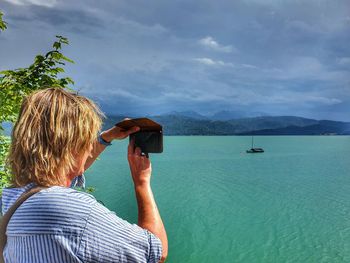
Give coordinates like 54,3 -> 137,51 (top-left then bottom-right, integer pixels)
112,16 -> 168,37
268,93 -> 342,106
241,64 -> 258,69
259,56 -> 347,82
337,57 -> 350,65
82,86 -> 146,101
308,96 -> 342,105
198,36 -> 233,53
0,0 -> 349,121
194,57 -> 233,67
4,0 -> 57,7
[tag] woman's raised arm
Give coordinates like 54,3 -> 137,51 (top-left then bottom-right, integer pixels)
84,124 -> 140,171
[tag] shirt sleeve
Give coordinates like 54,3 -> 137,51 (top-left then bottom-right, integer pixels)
78,202 -> 162,263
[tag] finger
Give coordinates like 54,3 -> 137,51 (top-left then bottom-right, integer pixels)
141,156 -> 150,165
116,126 -> 127,133
125,126 -> 140,136
128,138 -> 135,155
135,147 -> 142,156
141,153 -> 150,164
144,159 -> 152,169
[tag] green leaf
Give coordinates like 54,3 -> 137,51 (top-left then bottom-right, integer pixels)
53,41 -> 61,50
0,11 -> 7,31
0,30 -> 81,191
34,55 -> 45,63
62,55 -> 75,64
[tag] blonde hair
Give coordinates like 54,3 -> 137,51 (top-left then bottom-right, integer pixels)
7,87 -> 105,187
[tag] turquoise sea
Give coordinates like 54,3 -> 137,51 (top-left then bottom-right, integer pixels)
85,136 -> 350,263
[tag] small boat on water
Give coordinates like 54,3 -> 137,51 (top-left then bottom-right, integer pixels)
246,136 -> 264,153
246,148 -> 264,153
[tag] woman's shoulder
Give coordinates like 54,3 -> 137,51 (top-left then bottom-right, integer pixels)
1,184 -> 97,215
44,185 -> 97,201
4,185 -> 99,236
30,186 -> 98,213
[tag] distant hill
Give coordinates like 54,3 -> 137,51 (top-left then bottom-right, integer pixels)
165,110 -> 209,120
104,114 -> 350,135
3,113 -> 348,137
241,121 -> 350,135
210,110 -> 266,121
227,116 -> 319,133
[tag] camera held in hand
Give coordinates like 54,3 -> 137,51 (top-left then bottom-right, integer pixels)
115,118 -> 163,154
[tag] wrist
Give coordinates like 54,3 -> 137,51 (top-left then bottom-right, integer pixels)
100,131 -> 113,143
134,181 -> 151,191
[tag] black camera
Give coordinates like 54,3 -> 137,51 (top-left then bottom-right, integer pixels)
115,118 -> 163,154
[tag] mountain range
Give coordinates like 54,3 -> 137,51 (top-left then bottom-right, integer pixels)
2,111 -> 348,136
103,111 -> 350,135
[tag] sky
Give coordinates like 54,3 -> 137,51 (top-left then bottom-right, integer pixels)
0,0 -> 350,121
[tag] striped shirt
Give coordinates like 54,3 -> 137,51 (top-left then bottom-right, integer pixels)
1,183 -> 162,263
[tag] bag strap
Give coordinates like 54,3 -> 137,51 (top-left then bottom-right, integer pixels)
0,186 -> 47,263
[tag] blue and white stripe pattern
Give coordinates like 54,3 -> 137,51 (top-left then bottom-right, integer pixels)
1,181 -> 162,263
70,174 -> 86,189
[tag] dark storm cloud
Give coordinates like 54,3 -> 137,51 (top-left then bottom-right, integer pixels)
2,1 -> 105,35
1,0 -> 349,120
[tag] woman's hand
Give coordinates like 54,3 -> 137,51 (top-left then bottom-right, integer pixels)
101,118 -> 140,142
128,139 -> 168,262
127,139 -> 152,187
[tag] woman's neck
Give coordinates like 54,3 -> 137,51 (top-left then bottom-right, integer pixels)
64,172 -> 77,187
65,177 -> 72,187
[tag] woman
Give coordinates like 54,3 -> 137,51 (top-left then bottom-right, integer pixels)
1,87 -> 168,262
